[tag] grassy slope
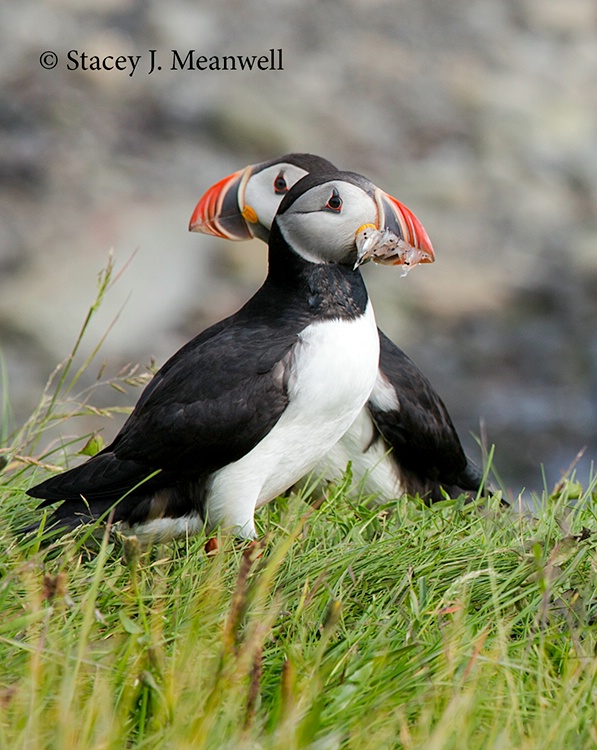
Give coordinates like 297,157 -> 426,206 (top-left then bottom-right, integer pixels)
1,261 -> 597,749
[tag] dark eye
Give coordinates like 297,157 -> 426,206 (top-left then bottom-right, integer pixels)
273,171 -> 288,194
325,188 -> 342,212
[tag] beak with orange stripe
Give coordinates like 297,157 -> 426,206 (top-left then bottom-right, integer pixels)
353,189 -> 435,269
189,167 -> 255,241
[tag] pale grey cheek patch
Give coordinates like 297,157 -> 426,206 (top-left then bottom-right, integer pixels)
276,216 -> 327,265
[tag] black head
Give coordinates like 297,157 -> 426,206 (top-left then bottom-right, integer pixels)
189,153 -> 338,242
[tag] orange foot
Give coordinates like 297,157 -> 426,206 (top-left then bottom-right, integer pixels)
204,537 -> 219,555
204,536 -> 264,558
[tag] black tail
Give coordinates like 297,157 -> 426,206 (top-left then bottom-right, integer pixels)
18,497 -> 122,539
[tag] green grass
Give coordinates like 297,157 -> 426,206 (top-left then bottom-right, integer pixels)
1,258 -> 597,748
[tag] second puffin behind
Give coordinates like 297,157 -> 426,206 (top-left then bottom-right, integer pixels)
190,153 -> 488,505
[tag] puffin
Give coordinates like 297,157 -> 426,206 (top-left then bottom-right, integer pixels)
26,170 -> 433,542
189,153 -> 487,504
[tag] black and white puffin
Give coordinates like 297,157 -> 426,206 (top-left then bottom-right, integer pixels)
26,169 -> 433,542
190,153 -> 487,503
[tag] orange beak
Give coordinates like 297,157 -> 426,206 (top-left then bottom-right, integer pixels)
189,167 -> 254,240
376,190 -> 435,265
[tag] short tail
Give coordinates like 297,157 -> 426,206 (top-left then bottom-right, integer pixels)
18,498 -> 121,539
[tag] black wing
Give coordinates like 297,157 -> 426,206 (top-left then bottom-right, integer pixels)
368,330 -> 482,498
28,315 -> 297,505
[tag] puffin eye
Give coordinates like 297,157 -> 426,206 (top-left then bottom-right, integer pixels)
325,188 -> 342,212
273,171 -> 288,195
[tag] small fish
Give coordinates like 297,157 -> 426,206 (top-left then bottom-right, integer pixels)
355,226 -> 434,276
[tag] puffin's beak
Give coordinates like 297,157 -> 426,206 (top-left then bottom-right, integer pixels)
376,190 -> 435,265
189,167 -> 255,240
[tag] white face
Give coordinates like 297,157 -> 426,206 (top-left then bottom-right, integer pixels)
243,163 -> 309,231
275,180 -> 379,265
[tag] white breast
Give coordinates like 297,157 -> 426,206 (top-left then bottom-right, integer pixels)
312,368 -> 404,499
205,302 -> 380,537
369,370 -> 401,412
311,406 -> 405,500
313,371 -> 404,500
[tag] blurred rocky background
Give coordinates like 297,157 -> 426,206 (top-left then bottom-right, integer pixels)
1,0 -> 596,498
